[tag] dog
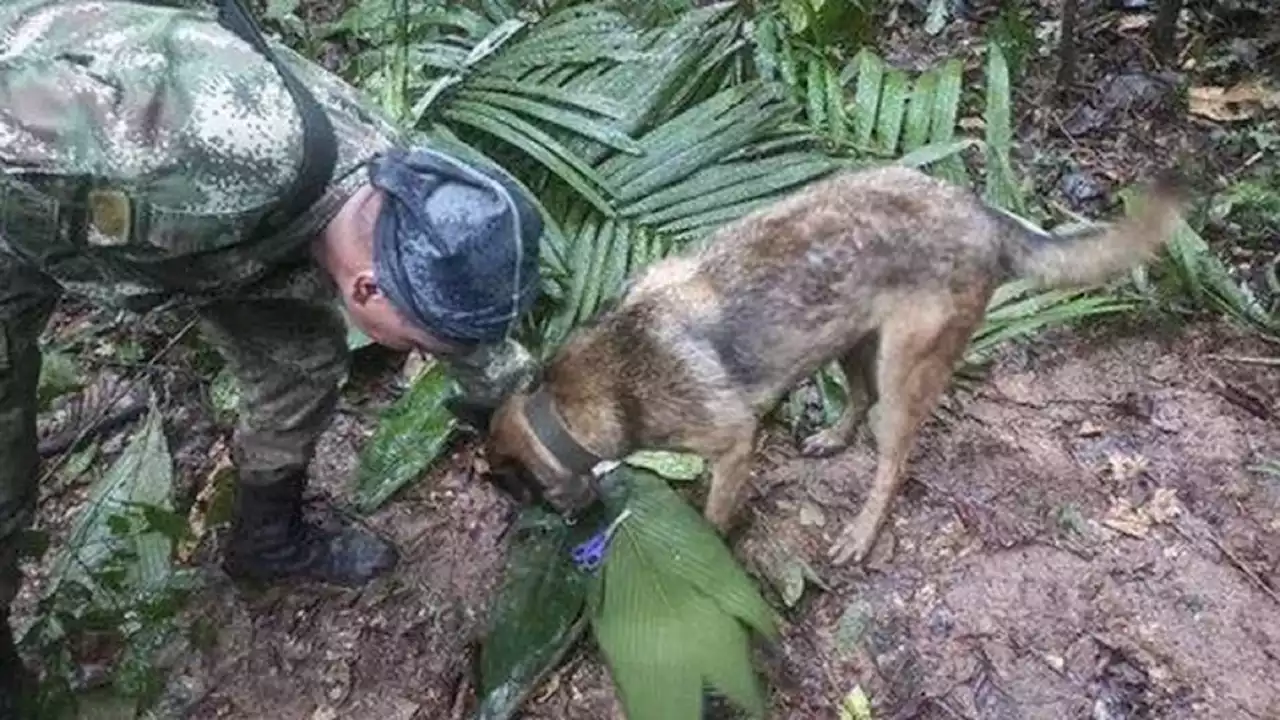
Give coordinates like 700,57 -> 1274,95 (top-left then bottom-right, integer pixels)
486,164 -> 1185,565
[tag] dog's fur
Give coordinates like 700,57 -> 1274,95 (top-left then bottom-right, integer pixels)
487,165 -> 1186,565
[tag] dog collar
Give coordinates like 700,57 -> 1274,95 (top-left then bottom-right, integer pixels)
523,385 -> 603,478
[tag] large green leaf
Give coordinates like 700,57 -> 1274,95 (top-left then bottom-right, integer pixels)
588,467 -> 778,720
352,361 -> 459,514
475,507 -> 593,720
46,401 -> 175,602
982,41 -> 1025,215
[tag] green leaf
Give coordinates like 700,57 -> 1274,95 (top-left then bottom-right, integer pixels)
848,48 -> 884,150
454,87 -> 644,155
209,366 -> 240,419
476,507 -> 592,720
901,68 -> 937,152
352,361 -> 458,513
874,69 -> 910,155
839,685 -> 874,720
806,57 -> 828,132
37,349 -> 82,410
440,99 -> 618,217
589,467 -> 778,720
924,0 -> 949,35
623,450 -> 706,481
927,57 -> 969,185
46,401 -> 176,606
982,41 -> 1024,214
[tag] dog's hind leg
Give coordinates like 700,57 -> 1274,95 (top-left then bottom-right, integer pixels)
801,331 -> 880,457
828,294 -> 984,566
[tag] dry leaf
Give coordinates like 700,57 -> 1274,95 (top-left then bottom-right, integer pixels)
1117,14 -> 1153,31
177,438 -> 233,564
1078,420 -> 1104,437
1101,488 -> 1182,539
1145,487 -> 1182,524
1103,497 -> 1151,538
1105,451 -> 1149,483
799,501 -> 827,527
1188,83 -> 1270,122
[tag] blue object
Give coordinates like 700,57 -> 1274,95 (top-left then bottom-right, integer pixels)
368,147 -> 543,346
570,508 -> 633,573
571,530 -> 610,573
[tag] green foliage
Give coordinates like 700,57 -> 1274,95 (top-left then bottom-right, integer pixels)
475,507 -> 595,720
351,359 -> 460,513
588,468 -> 778,719
21,402 -> 198,718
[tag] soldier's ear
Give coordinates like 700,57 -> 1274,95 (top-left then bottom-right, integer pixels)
352,271 -> 379,305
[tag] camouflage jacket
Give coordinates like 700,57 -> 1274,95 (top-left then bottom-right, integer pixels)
0,0 -> 401,310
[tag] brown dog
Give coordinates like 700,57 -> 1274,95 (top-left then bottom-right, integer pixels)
486,165 -> 1185,565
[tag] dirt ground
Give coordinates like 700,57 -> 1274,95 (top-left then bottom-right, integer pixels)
155,317 -> 1278,720
10,1 -> 1279,719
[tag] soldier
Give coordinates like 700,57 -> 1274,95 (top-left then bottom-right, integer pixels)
0,1 -> 543,713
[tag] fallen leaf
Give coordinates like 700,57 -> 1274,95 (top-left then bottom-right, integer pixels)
1105,451 -> 1149,482
1188,82 -> 1270,123
1044,653 -> 1066,673
1078,420 -> 1104,437
1102,497 -> 1151,538
178,443 -> 234,564
1117,14 -> 1153,31
1145,487 -> 1182,524
798,501 -> 827,527
838,685 -> 874,720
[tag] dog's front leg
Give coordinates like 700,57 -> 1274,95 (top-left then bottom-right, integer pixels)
702,428 -> 758,535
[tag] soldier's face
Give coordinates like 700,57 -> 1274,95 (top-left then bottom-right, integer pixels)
341,279 -> 467,357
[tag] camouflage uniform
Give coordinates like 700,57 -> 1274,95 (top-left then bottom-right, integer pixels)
0,0 -> 534,614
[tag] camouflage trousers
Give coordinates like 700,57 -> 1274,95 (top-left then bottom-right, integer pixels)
0,250 -> 351,609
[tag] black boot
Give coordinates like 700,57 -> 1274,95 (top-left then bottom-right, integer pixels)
223,473 -> 399,588
0,615 -> 36,720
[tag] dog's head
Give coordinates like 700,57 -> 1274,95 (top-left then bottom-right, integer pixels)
486,389 -> 600,516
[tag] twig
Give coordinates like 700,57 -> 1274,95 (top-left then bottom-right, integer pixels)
1174,523 -> 1280,607
1205,354 -> 1280,367
36,318 -> 198,489
37,399 -> 149,458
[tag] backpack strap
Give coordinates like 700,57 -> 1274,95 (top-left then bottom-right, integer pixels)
212,0 -> 339,242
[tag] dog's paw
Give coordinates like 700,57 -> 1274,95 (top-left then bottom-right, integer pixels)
799,428 -> 850,458
827,522 -> 876,566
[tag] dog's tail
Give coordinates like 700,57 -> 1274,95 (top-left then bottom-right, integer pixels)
995,174 -> 1187,289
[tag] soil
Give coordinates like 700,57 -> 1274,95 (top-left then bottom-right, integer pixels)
11,1 -> 1280,719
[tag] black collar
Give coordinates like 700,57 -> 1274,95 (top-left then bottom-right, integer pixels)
522,385 -> 601,477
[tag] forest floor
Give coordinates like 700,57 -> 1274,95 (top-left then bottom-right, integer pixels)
11,1 -> 1280,719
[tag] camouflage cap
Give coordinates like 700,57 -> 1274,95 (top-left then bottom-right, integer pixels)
368,147 -> 543,346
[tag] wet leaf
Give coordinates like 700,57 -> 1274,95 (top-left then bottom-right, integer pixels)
352,361 -> 458,514
476,507 -> 591,720
623,450 -> 705,481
